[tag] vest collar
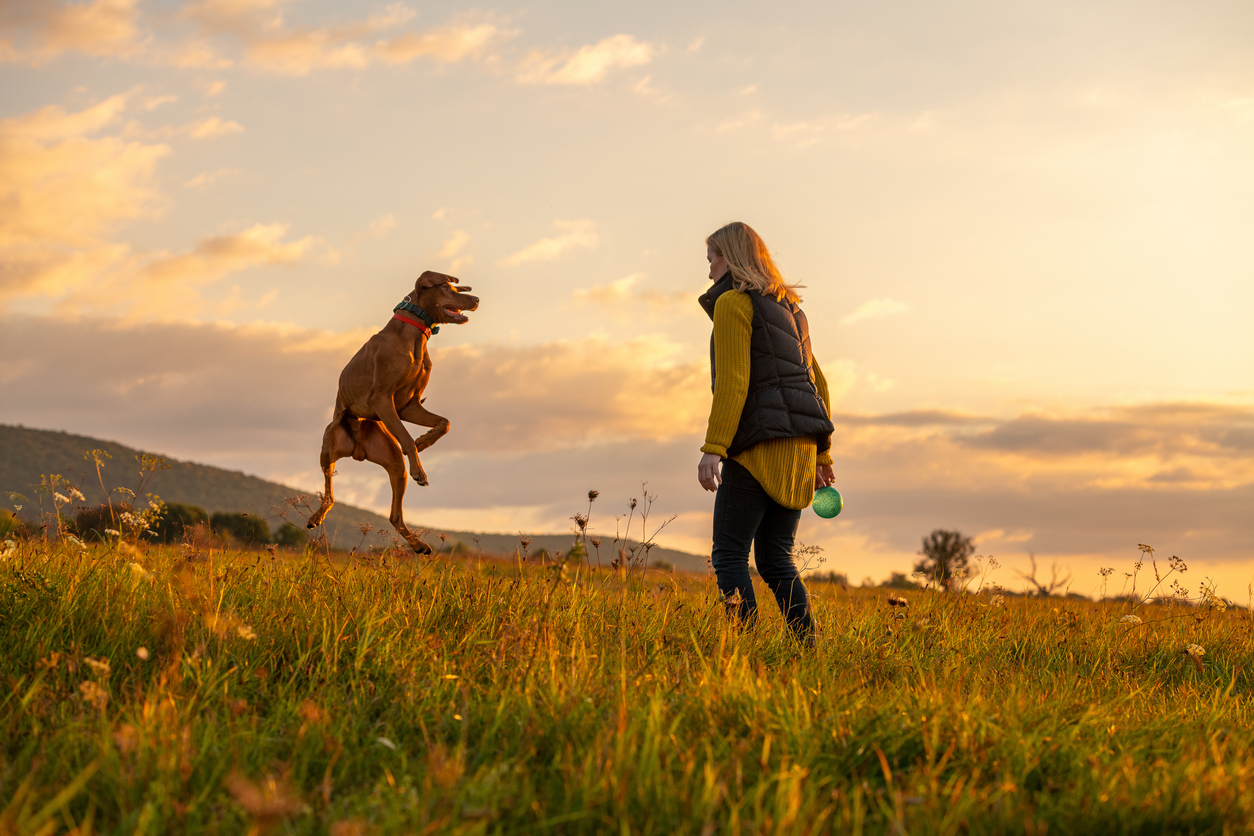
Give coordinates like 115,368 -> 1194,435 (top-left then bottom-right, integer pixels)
697,271 -> 734,321
393,298 -> 440,335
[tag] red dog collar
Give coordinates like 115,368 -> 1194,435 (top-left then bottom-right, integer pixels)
392,312 -> 432,337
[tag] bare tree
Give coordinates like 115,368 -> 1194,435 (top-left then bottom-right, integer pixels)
1015,551 -> 1071,597
913,529 -> 975,591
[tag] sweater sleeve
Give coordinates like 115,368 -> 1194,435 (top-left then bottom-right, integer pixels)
812,359 -> 834,467
701,290 -> 753,458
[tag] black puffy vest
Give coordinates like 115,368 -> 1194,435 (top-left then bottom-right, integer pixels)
698,272 -> 835,457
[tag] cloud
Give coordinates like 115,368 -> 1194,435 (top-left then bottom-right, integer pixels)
436,229 -> 470,259
1,313 -> 1249,578
0,94 -> 329,318
499,220 -> 598,266
185,116 -> 244,139
718,110 -> 876,146
182,0 -> 505,75
717,110 -> 763,132
0,94 -> 167,302
0,0 -> 146,63
184,167 -> 239,189
345,213 -> 396,248
375,23 -> 501,65
111,222 -> 316,315
517,34 -> 652,85
0,316 -> 708,493
572,274 -> 694,320
840,298 -> 909,325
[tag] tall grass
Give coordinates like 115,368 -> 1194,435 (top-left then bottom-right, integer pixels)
2,536 -> 1252,835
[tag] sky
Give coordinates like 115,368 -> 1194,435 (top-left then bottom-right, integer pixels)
1,0 -> 1252,599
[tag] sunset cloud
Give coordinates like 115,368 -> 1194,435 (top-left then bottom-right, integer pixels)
572,274 -> 693,320
0,316 -> 708,470
182,0 -> 504,75
499,220 -> 598,266
375,23 -> 502,65
517,34 -> 652,85
0,0 -> 146,63
185,116 -> 244,139
840,298 -> 909,325
0,94 -> 166,302
3,312 -> 1249,570
109,222 -> 318,315
184,167 -> 239,189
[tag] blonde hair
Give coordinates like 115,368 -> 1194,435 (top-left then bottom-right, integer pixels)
706,221 -> 802,305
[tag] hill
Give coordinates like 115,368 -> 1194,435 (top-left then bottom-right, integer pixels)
0,424 -> 710,569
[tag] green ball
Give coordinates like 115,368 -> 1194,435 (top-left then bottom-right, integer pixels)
812,486 -> 843,519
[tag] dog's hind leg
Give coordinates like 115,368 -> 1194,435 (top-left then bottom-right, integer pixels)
308,418 -> 355,529
398,401 -> 450,455
357,421 -> 432,556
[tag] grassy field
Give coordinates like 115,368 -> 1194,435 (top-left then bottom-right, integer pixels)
2,533 -> 1252,835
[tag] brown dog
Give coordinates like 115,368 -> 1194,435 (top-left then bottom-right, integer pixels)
307,271 -> 479,554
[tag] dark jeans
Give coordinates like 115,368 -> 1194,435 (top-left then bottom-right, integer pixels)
711,459 -> 814,641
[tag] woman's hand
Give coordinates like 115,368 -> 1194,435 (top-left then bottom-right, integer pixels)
698,453 -> 723,492
815,463 -> 835,489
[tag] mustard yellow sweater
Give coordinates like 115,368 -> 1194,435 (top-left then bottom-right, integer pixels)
701,289 -> 834,510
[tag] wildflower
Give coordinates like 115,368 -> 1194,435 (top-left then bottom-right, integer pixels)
115,487 -> 135,499
588,490 -> 599,502
1137,543 -> 1155,556
1119,615 -> 1142,625
571,513 -> 589,531
591,537 -> 601,548
357,523 -> 373,536
990,594 -> 1005,608
136,647 -> 150,660
1200,581 -> 1228,612
54,492 -> 70,505
78,680 -> 109,710
887,594 -> 909,608
68,487 -> 86,502
376,737 -> 398,750
113,723 -> 138,753
128,562 -> 153,581
1186,644 -> 1205,658
225,772 -> 306,825
1,539 -> 16,558
237,625 -> 257,640
298,701 -> 327,725
105,529 -> 120,537
65,534 -> 86,551
84,657 -> 111,677
1169,555 -> 1188,573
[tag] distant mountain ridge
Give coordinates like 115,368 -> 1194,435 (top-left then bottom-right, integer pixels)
0,424 -> 711,570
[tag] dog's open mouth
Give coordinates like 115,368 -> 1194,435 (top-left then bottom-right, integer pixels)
443,306 -> 470,324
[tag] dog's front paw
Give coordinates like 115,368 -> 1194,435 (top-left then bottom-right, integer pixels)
412,471 -> 429,487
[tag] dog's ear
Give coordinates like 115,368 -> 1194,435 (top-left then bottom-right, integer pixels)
453,285 -> 472,293
416,270 -> 454,288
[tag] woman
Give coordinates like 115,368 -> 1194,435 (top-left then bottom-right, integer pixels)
697,221 -> 835,643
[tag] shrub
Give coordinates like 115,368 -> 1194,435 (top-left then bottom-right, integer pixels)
273,522 -> 307,549
913,529 -> 975,590
150,503 -> 209,543
0,508 -> 28,540
210,512 -> 270,546
73,505 -> 119,542
880,571 -> 920,590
